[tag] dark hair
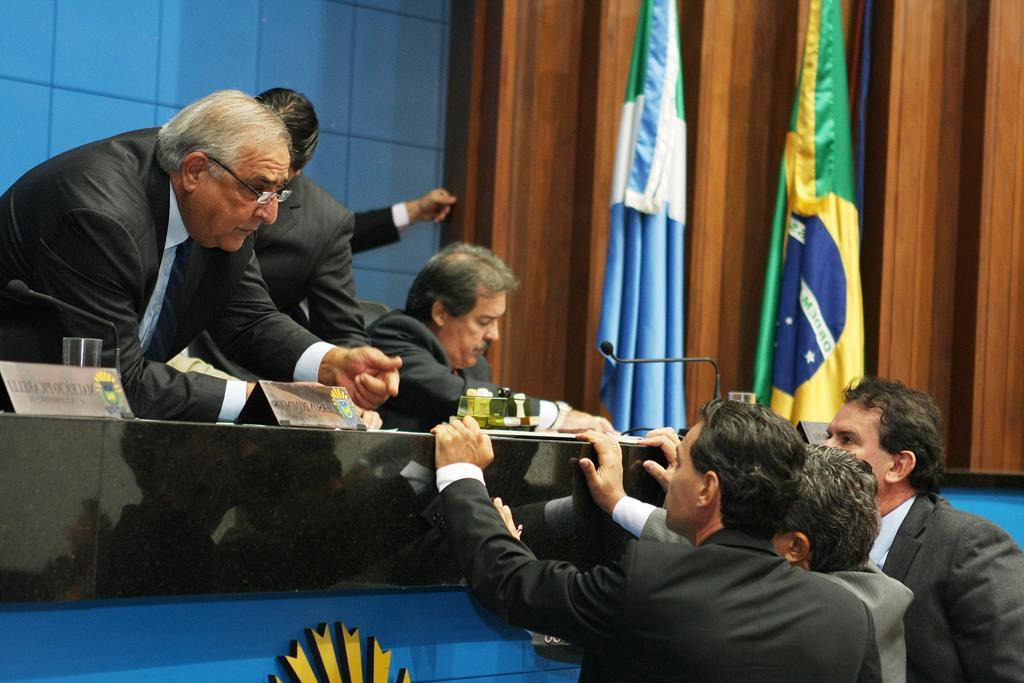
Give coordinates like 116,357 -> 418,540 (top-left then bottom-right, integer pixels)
781,445 -> 879,573
405,243 -> 518,322
843,377 -> 943,494
256,87 -> 319,171
690,400 -> 806,539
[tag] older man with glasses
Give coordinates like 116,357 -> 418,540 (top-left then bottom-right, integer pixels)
0,89 -> 400,422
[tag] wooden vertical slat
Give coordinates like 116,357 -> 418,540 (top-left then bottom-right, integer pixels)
972,0 -> 1024,472
872,0 -> 966,451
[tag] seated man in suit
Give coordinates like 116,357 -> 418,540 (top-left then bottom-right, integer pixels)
823,377 -> 1024,682
182,87 -> 455,379
369,242 -> 614,433
0,89 -> 399,421
431,400 -> 881,681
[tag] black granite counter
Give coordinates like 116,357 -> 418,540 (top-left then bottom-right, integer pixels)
0,414 -> 664,603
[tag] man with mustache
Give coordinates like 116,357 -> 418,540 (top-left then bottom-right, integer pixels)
369,242 -> 613,433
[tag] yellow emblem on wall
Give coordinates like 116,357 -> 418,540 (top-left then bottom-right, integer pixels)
268,622 -> 410,683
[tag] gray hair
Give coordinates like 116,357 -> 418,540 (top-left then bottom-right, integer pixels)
155,90 -> 289,173
405,242 -> 518,321
780,445 -> 879,573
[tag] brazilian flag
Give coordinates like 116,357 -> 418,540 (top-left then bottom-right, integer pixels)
753,0 -> 864,423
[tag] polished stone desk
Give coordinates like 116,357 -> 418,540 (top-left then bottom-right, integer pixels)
0,414 -> 664,604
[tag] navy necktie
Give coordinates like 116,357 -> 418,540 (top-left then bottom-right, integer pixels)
145,238 -> 193,361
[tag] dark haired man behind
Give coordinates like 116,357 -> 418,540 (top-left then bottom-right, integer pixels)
825,377 -> 1024,682
431,401 -> 881,681
369,242 -> 614,433
186,88 -> 455,379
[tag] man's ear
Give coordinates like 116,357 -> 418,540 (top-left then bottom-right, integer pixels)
774,531 -> 811,569
696,469 -> 720,509
886,450 -> 917,485
430,300 -> 447,329
179,152 -> 209,192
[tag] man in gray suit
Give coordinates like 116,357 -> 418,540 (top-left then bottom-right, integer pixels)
823,377 -> 1024,682
773,445 -> 913,683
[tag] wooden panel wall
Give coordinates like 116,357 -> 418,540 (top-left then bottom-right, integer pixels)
970,0 -> 1024,471
444,0 -> 1024,473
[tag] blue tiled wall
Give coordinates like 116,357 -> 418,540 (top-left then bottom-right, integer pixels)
0,0 -> 449,309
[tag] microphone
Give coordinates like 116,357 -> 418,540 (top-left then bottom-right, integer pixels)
598,340 -> 721,400
6,279 -> 122,378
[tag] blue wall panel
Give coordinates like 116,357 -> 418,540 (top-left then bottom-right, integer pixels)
0,0 -> 55,82
943,488 -> 1024,547
0,588 -> 578,682
0,79 -> 50,192
53,1 -> 160,100
350,7 -> 445,147
49,89 -> 157,157
158,0 -> 260,106
258,0 -> 355,134
3,0 -> 449,309
304,131 -> 351,203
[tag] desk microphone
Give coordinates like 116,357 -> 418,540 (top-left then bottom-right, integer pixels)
6,279 -> 122,378
598,340 -> 721,400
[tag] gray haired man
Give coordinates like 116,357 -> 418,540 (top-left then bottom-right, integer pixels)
0,90 -> 400,421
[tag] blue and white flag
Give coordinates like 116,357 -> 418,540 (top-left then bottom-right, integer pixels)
597,0 -> 686,431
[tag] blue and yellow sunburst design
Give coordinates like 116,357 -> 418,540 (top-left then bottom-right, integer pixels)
330,387 -> 356,420
92,370 -> 123,416
269,622 -> 410,683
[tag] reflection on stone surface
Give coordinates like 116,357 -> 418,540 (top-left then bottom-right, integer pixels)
1,415 -> 665,602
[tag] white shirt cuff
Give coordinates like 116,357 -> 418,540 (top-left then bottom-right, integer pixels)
436,462 -> 485,492
391,202 -> 410,230
611,497 -> 658,538
218,379 -> 249,422
537,399 -> 558,429
294,341 -> 335,381
400,460 -> 433,495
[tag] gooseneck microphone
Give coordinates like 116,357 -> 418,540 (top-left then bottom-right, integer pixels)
598,340 -> 721,400
6,279 -> 122,378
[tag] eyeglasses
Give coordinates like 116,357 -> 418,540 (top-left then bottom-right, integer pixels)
207,155 -> 292,205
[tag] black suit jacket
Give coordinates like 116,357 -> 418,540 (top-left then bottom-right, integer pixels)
0,129 -> 319,420
440,478 -> 881,682
369,309 -> 527,431
351,206 -> 400,253
189,173 -> 370,379
884,493 -> 1024,682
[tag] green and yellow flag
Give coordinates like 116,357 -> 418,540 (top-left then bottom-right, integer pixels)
753,0 -> 863,423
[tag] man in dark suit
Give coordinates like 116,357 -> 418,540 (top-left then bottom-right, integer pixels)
431,400 -> 881,681
0,89 -> 400,421
184,88 -> 455,379
369,242 -> 614,433
580,425 -> 912,681
824,377 -> 1024,682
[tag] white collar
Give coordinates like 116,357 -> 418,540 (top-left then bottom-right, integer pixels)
870,494 -> 917,568
166,183 -> 190,249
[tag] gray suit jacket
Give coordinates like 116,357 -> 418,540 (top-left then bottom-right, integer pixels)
641,507 -> 911,683
884,493 -> 1024,682
824,565 -> 913,683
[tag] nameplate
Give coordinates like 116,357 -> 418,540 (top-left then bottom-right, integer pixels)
797,420 -> 830,445
0,361 -> 134,418
237,381 -> 364,430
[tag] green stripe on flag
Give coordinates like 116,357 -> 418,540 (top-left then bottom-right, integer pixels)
814,0 -> 854,202
624,0 -> 652,103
